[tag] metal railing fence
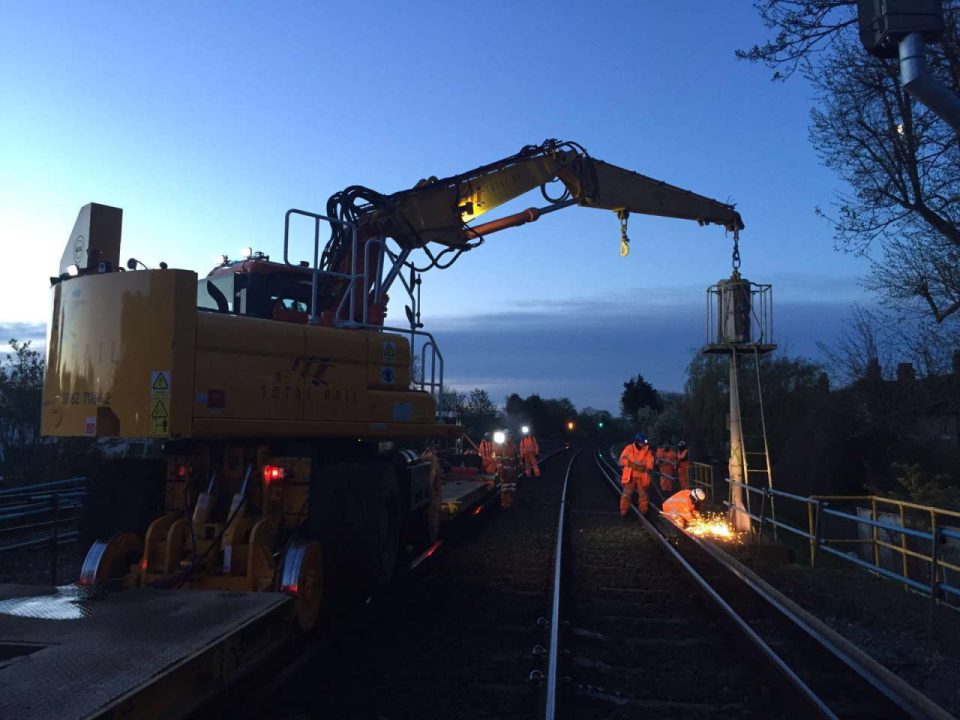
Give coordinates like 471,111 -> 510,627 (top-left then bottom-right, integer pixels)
722,478 -> 960,616
0,477 -> 86,585
690,461 -> 714,499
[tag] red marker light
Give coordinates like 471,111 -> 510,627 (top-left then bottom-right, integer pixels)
177,465 -> 188,478
262,465 -> 285,484
473,505 -> 483,515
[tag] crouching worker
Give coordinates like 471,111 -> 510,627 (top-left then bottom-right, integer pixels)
618,432 -> 654,517
662,488 -> 706,528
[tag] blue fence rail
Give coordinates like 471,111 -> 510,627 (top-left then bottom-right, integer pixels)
722,478 -> 960,616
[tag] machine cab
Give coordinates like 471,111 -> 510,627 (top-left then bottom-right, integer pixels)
197,252 -> 315,323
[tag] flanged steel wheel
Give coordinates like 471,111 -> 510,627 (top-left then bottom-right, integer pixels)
78,532 -> 142,590
278,538 -> 323,633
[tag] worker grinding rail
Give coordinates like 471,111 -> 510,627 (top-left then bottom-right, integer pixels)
662,488 -> 706,528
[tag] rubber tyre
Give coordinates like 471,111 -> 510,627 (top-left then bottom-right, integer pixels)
372,466 -> 401,589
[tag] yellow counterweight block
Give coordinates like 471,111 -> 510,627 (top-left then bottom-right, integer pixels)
42,269 -> 197,439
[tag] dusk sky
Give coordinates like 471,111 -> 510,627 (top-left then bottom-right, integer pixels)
0,2 -> 873,412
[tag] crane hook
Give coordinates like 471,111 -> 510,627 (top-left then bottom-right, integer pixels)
616,209 -> 630,257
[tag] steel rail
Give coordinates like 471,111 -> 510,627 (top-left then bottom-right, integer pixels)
544,448 -> 580,720
235,445 -> 572,720
595,448 -> 954,720
0,480 -> 85,559
0,477 -> 86,496
680,525 -> 957,720
593,449 -> 839,719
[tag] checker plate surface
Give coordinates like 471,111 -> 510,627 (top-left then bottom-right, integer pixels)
0,584 -> 289,719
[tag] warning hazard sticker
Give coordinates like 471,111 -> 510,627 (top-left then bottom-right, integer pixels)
149,398 -> 169,434
151,399 -> 168,418
150,371 -> 171,397
148,372 -> 171,435
382,341 -> 397,363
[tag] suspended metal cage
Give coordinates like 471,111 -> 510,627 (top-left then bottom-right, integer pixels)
704,275 -> 775,354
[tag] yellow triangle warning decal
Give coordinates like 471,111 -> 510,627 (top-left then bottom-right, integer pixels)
151,400 -> 169,418
152,373 -> 170,391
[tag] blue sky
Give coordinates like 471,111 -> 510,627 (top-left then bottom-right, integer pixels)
0,2 -> 872,412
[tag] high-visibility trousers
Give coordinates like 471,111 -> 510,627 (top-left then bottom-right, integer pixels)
659,464 -> 676,493
678,461 -> 690,489
620,476 -> 650,516
500,469 -> 518,508
522,453 -> 540,477
482,459 -> 497,475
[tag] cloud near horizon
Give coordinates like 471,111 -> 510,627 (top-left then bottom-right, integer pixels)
3,295 -> 857,414
429,297 -> 858,412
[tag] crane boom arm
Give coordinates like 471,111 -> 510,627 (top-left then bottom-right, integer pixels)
561,158 -> 744,229
334,140 -> 742,255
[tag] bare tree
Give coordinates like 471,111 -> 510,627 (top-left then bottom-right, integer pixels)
740,2 -> 960,323
818,303 -> 960,384
736,1 -> 859,79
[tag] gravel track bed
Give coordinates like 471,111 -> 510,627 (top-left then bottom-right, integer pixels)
561,451 -> 780,720
734,551 -> 960,717
262,452 -> 571,719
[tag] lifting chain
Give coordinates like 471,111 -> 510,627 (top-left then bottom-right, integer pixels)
616,209 -> 630,257
731,228 -> 741,274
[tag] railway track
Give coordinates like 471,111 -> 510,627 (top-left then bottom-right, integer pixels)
538,448 -> 954,720
217,448 -> 572,720
207,444 -> 953,720
548,449 -> 777,719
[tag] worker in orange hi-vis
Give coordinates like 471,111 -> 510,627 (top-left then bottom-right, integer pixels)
478,432 -> 497,475
676,441 -> 691,490
493,430 -> 520,508
519,426 -> 540,478
618,433 -> 655,516
656,444 -> 678,493
662,488 -> 706,528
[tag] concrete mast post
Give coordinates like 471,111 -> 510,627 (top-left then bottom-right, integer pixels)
728,350 -> 751,531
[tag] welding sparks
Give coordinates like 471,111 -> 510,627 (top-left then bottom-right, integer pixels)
684,513 -> 742,542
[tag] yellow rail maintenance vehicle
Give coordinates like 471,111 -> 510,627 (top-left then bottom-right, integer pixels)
39,138 -> 744,636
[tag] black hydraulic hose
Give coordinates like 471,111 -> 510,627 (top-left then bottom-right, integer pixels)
150,468 -> 250,590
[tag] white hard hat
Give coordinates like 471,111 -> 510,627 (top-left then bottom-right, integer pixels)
691,488 -> 706,502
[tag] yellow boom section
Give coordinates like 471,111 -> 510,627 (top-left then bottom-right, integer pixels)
349,141 -> 743,251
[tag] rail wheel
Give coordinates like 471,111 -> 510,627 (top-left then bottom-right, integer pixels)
278,538 -> 323,634
78,532 -> 142,590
